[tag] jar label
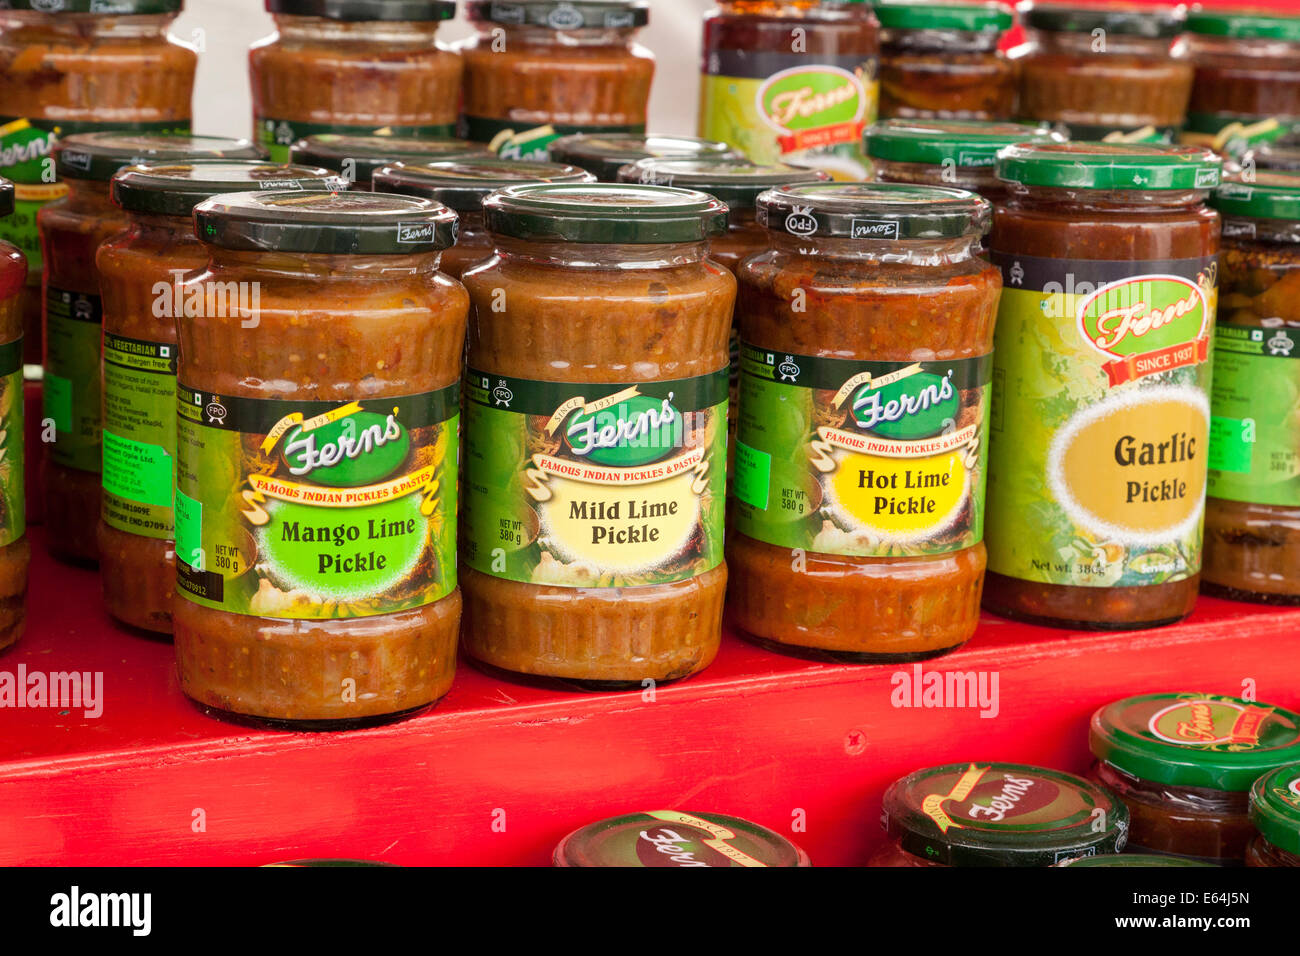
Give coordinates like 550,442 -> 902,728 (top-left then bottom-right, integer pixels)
918,765 -> 1096,833
986,254 -> 1218,588
102,333 -> 177,540
699,51 -> 878,180
731,345 -> 989,557
459,116 -> 645,162
0,337 -> 23,550
254,116 -> 458,164
461,369 -> 727,588
1145,697 -> 1278,748
43,285 -> 103,474
173,384 -> 459,620
1056,121 -> 1178,145
1181,112 -> 1300,158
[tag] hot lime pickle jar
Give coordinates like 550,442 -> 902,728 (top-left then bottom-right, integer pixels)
554,810 -> 811,867
0,178 -> 28,654
1247,763 -> 1300,867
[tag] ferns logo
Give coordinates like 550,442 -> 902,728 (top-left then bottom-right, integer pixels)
564,395 -> 683,467
851,371 -> 959,440
757,66 -> 865,134
281,410 -> 411,487
1077,275 -> 1207,359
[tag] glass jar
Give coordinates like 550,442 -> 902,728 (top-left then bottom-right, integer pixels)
460,183 -> 734,689
96,160 -> 341,636
870,762 -> 1128,866
700,0 -> 879,180
1055,853 -> 1216,867
250,0 -> 463,162
459,0 -> 654,160
875,1 -> 1015,121
0,0 -> 197,365
865,118 -> 1065,202
174,191 -> 466,728
1249,142 -> 1300,173
39,133 -> 261,567
0,179 -> 28,654
554,810 -> 810,867
1246,763 -> 1300,867
1013,2 -> 1193,142
1090,693 -> 1300,863
728,183 -> 999,662
547,133 -> 738,183
1202,172 -> 1300,604
288,133 -> 491,190
372,158 -> 594,280
984,143 -> 1221,629
1182,10 -> 1300,159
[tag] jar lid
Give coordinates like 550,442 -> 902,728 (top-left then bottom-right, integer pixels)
548,133 -> 739,182
1249,142 -> 1300,173
1019,1 -> 1185,37
616,158 -> 831,211
193,190 -> 459,255
466,1 -> 649,29
265,0 -> 457,20
1250,763 -> 1300,858
1090,693 -> 1300,792
875,1 -> 1013,32
1055,853 -> 1217,868
882,763 -> 1129,866
865,119 -> 1066,169
1210,171 -> 1300,222
0,178 -> 12,219
482,181 -> 727,243
55,133 -> 263,183
113,160 -> 345,217
288,134 -> 492,186
553,811 -> 811,867
997,141 -> 1222,191
372,159 -> 594,212
1186,10 -> 1300,42
0,0 -> 183,11
756,181 -> 991,239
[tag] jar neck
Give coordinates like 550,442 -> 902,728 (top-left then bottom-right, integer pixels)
0,12 -> 176,40
1095,761 -> 1248,812
1222,215 -> 1300,246
474,22 -> 637,48
1189,33 -> 1300,61
883,29 -> 1001,54
206,247 -> 443,279
63,179 -> 115,212
767,231 -> 983,263
126,210 -> 198,242
1002,184 -> 1210,212
876,157 -> 1000,193
274,15 -> 444,44
490,236 -> 709,268
1023,27 -> 1181,58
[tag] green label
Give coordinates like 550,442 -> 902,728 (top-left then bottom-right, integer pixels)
986,254 -> 1217,588
461,368 -> 727,588
254,116 -> 457,163
1181,112 -> 1300,157
459,116 -> 645,161
1055,121 -> 1178,145
1208,324 -> 1300,505
102,332 -> 178,538
732,345 -> 989,557
0,339 -> 24,548
44,286 -> 102,473
174,384 -> 459,620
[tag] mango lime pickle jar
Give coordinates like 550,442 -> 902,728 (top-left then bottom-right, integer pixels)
1012,2 -> 1193,143
1089,692 -> 1300,863
0,179 -> 29,654
727,183 -> 1000,663
40,133 -> 262,568
459,183 -> 734,690
870,763 -> 1129,866
874,1 -> 1016,122
288,133 -> 491,190
250,0 -> 463,162
983,142 -> 1222,630
96,160 -> 342,636
1247,763 -> 1300,867
699,0 -> 879,180
371,158 -> 595,280
458,0 -> 655,161
547,133 -> 738,183
554,811 -> 811,867
173,190 -> 466,728
0,0 -> 198,364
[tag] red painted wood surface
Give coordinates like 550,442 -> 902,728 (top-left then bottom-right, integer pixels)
2,525 -> 1298,867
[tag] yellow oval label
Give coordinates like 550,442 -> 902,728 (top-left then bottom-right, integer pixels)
827,449 -> 969,541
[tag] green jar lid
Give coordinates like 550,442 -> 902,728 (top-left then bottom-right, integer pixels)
194,190 -> 459,255
482,182 -> 727,244
1055,853 -> 1217,867
0,178 -> 12,219
1210,171 -> 1300,222
55,133 -> 263,182
553,811 -> 811,867
288,134 -> 492,187
756,181 -> 990,239
616,158 -> 830,211
1020,2 -> 1185,38
1250,142 -> 1300,173
997,141 -> 1222,191
266,0 -> 457,20
865,119 -> 1065,169
1250,763 -> 1300,858
112,160 -> 344,217
467,1 -> 648,29
372,158 -> 594,212
548,133 -> 739,182
882,763 -> 1129,866
1091,693 -> 1300,792
0,0 -> 183,11
1186,10 -> 1300,42
875,1 -> 1013,32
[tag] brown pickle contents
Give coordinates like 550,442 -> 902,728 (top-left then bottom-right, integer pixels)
460,183 -> 734,688
1246,763 -> 1300,867
729,183 -> 998,661
0,179 -> 28,653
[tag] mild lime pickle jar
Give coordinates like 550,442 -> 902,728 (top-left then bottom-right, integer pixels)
728,183 -> 1000,662
288,133 -> 491,190
0,179 -> 28,654
174,191 -> 466,728
554,811 -> 811,867
1090,693 -> 1300,863
1247,763 -> 1300,867
983,142 -> 1222,630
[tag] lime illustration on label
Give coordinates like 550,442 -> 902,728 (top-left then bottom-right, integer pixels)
254,117 -> 458,163
987,255 -> 1217,588
461,369 -> 727,588
459,117 -> 645,161
0,338 -> 23,549
102,333 -> 177,540
174,385 -> 458,620
43,286 -> 103,473
732,346 -> 989,557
